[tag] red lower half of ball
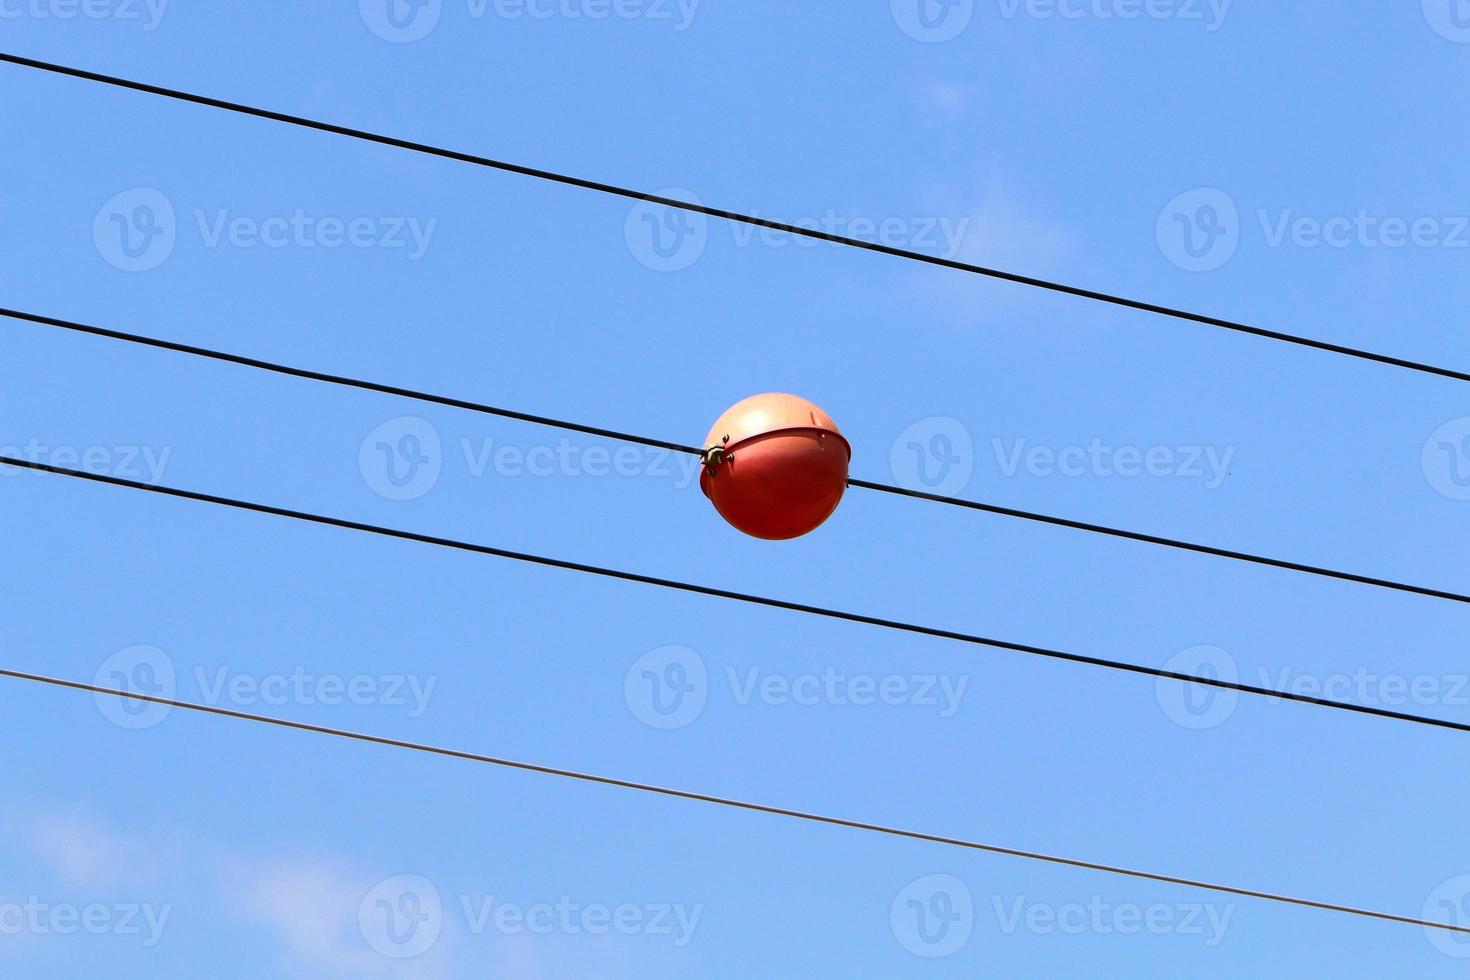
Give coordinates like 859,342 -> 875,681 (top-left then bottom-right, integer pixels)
699,428 -> 851,540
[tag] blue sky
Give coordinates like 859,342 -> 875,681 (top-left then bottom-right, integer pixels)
2,2 -> 1470,976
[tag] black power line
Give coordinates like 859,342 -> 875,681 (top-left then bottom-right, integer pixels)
6,305 -> 1465,606
0,307 -> 698,456
4,453 -> 1467,735
2,51 -> 1466,385
845,478 -> 1470,605
4,665 -> 1464,936
6,46 -> 1465,948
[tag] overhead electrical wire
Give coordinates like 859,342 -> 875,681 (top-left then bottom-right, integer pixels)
6,305 -> 1464,607
5,452 -> 1468,735
1,50 -> 1467,385
3,49 -> 1466,952
4,45 -> 1465,949
4,666 -> 1463,936
0,307 -> 699,457
843,477 -> 1470,604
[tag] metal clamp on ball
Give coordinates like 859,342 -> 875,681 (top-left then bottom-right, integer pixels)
702,435 -> 733,470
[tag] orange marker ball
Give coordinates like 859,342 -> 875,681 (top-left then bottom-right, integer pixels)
698,393 -> 851,540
